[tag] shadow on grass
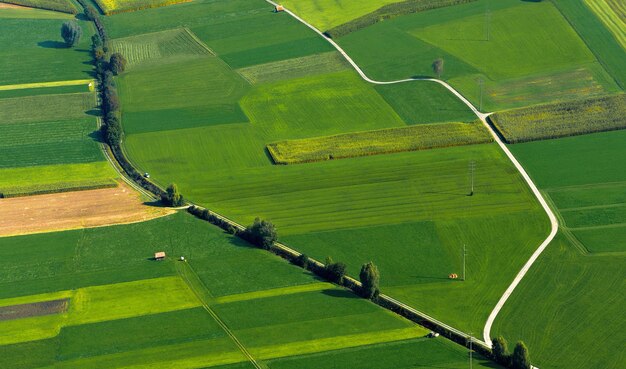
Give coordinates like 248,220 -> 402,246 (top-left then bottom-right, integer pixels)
38,40 -> 67,48
322,288 -> 359,299
88,129 -> 104,143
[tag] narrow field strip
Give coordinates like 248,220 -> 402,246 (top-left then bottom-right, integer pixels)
585,0 -> 626,50
252,327 -> 428,360
0,79 -> 93,91
214,283 -> 332,304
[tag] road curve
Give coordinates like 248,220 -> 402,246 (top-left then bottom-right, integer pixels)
266,0 -> 559,347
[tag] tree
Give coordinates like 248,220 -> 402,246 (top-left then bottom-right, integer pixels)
324,256 -> 347,283
108,53 -> 127,75
359,262 -> 380,299
432,58 -> 444,78
103,116 -> 122,145
61,21 -> 82,47
294,254 -> 309,268
492,336 -> 510,366
511,341 -> 531,369
161,183 -> 184,207
91,34 -> 102,49
243,218 -> 277,250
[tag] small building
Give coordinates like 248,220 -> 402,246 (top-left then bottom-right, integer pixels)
275,5 -> 285,12
154,251 -> 166,260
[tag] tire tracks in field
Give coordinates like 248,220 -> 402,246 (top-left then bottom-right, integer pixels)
265,0 -> 559,347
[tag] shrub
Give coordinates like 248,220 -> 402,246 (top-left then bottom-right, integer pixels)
359,262 -> 380,299
241,218 -> 277,250
294,254 -> 309,268
492,336 -> 511,366
109,53 -> 127,75
161,183 -> 184,207
61,21 -> 82,48
324,256 -> 347,283
511,341 -> 531,369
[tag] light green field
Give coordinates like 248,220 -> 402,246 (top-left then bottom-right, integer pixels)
0,93 -> 94,124
109,27 -> 212,68
496,130 -> 626,369
280,0 -> 403,31
0,0 -> 77,14
94,0 -> 188,15
267,121 -> 491,164
585,0 -> 626,50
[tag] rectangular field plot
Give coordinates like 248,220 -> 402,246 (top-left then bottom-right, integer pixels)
0,93 -> 94,125
490,94 -> 626,143
267,121 -> 491,164
95,0 -> 189,15
585,0 -> 626,50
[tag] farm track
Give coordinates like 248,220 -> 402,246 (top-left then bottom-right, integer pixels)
0,79 -> 93,91
264,0 -> 559,347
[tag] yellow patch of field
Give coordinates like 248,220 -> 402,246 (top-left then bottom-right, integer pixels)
95,0 -> 191,15
0,313 -> 67,345
0,290 -> 72,308
0,79 -> 94,91
585,0 -> 626,50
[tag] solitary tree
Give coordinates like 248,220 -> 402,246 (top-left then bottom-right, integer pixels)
243,218 -> 277,250
511,341 -> 531,369
161,183 -> 184,207
432,58 -> 444,78
359,262 -> 380,299
61,21 -> 82,47
492,336 -> 510,366
324,256 -> 347,283
108,53 -> 127,75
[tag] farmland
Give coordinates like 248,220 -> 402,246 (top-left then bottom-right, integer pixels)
0,212 -> 499,369
267,121 -> 491,164
490,94 -> 626,143
0,0 -> 77,14
94,0 -> 189,15
491,130 -> 626,368
585,0 -> 626,50
338,0 -> 623,110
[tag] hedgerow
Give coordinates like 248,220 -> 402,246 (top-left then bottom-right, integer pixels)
490,94 -> 626,143
267,121 -> 491,164
325,0 -> 475,38
0,0 -> 78,14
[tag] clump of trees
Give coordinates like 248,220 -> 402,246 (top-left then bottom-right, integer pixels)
294,254 -> 309,268
161,183 -> 185,207
491,336 -> 531,369
323,256 -> 347,283
109,53 -> 127,75
432,58 -> 444,78
241,218 -> 277,250
61,21 -> 82,47
359,262 -> 380,300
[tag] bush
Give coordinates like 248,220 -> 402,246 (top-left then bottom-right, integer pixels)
161,183 -> 184,207
109,53 -> 127,75
324,256 -> 347,283
294,254 -> 309,268
511,341 -> 531,369
326,0 -> 476,38
359,262 -> 380,299
61,21 -> 82,48
241,218 -> 277,250
492,336 -> 511,366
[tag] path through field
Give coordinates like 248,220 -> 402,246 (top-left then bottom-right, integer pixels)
265,0 -> 559,347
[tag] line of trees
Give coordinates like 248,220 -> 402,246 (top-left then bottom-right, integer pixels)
241,218 -> 277,250
161,183 -> 184,207
492,336 -> 532,369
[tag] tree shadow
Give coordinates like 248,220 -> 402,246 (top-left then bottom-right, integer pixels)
88,129 -> 104,143
38,41 -> 67,49
322,289 -> 359,299
85,108 -> 101,117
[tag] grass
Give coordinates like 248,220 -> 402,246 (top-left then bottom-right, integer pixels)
267,121 -> 491,164
584,0 -> 625,50
0,118 -> 103,168
94,0 -> 188,15
109,27 -> 212,68
338,0 -> 621,110
0,13 -> 94,85
0,0 -> 77,14
0,83 -> 88,99
118,56 -> 250,134
490,94 -> 626,143
0,93 -> 94,124
236,51 -> 349,85
497,131 -> 626,368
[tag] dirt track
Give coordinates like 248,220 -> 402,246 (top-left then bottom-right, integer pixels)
0,183 -> 173,237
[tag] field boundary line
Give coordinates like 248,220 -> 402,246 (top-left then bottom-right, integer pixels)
0,79 -> 94,91
182,27 -> 216,56
176,261 -> 265,369
264,0 -> 559,348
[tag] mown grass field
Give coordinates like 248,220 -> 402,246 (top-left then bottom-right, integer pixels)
0,0 -> 77,14
491,94 -> 626,143
0,9 -> 93,85
94,0 -> 188,15
338,0 -> 622,110
585,0 -> 625,51
267,121 -> 491,164
494,129 -> 626,369
0,212 -> 500,369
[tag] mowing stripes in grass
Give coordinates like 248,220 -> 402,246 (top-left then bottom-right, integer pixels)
491,94 -> 626,143
0,93 -> 94,125
585,0 -> 626,50
267,121 -> 491,164
236,52 -> 348,84
0,0 -> 77,14
94,0 -> 188,15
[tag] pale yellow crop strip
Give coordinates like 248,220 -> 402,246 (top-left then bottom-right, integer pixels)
0,79 -> 94,91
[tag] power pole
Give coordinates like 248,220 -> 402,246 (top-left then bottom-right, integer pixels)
463,244 -> 466,281
468,333 -> 473,369
469,160 -> 475,196
486,8 -> 491,42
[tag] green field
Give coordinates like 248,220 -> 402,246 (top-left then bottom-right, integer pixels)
585,0 -> 626,50
0,0 -> 77,14
491,130 -> 626,369
490,94 -> 626,143
338,0 -> 622,110
0,212 -> 499,369
94,0 -> 188,15
267,121 -> 491,164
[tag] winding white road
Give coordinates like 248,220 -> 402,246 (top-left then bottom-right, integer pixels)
266,0 -> 559,347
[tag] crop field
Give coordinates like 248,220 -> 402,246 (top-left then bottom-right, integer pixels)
0,0 -> 77,14
267,121 -> 491,164
490,94 -> 626,143
0,212 -> 499,369
338,0 -> 622,110
0,9 -> 94,85
94,0 -> 189,15
585,0 -> 626,50
491,129 -> 626,369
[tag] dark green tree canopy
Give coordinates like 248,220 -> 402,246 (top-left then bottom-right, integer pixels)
161,183 -> 184,207
108,53 -> 127,75
432,58 -> 444,78
243,218 -> 277,250
61,21 -> 82,47
359,261 -> 380,299
492,336 -> 510,366
512,341 -> 531,369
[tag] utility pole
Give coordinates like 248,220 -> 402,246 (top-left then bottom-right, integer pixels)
469,160 -> 475,196
463,244 -> 466,281
468,333 -> 473,369
486,8 -> 491,42
477,78 -> 484,112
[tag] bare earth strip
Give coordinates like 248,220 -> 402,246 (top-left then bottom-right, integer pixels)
0,182 -> 173,237
0,2 -> 31,9
0,298 -> 68,321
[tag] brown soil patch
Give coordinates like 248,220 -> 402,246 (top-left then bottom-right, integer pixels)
0,2 -> 32,9
0,182 -> 173,237
0,299 -> 68,321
